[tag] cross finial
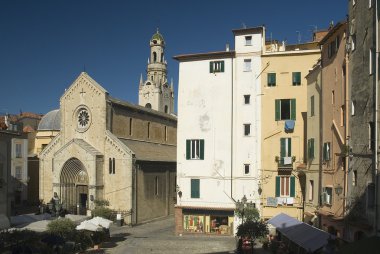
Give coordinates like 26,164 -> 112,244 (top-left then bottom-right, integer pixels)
80,88 -> 86,96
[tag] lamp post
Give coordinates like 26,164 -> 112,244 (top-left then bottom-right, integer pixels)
335,184 -> 343,196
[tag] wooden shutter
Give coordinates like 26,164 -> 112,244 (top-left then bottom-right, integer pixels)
191,179 -> 200,198
290,176 -> 295,197
209,62 -> 213,73
221,61 -> 225,72
186,140 -> 191,160
288,138 -> 292,157
275,176 -> 280,197
280,138 -> 286,157
291,99 -> 296,120
200,139 -> 204,160
275,99 -> 280,121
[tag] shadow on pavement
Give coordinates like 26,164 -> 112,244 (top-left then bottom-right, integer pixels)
101,232 -> 131,249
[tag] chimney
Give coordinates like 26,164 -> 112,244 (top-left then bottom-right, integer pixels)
226,43 -> 230,52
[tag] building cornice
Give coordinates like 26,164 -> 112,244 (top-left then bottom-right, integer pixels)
173,51 -> 235,61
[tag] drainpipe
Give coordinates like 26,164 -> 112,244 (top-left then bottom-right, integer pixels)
318,58 -> 323,230
231,55 -> 234,200
344,45 -> 349,221
375,0 -> 379,236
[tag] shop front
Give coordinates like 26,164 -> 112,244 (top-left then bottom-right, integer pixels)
182,208 -> 234,235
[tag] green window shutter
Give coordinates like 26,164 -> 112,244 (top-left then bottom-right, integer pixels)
280,138 -> 286,157
186,140 -> 191,160
288,138 -> 292,156
290,176 -> 295,197
273,73 -> 276,86
293,72 -> 301,85
209,62 -> 213,73
311,139 -> 314,158
275,99 -> 280,121
191,179 -> 200,198
291,99 -> 296,120
221,61 -> 225,72
275,176 -> 280,197
200,139 -> 204,160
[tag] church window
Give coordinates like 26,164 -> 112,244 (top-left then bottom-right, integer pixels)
155,176 -> 159,195
145,103 -> 152,109
161,53 -> 164,62
129,118 -> 133,136
148,122 -> 151,139
109,158 -> 115,174
209,61 -> 224,73
153,52 -> 157,62
164,105 -> 168,113
164,126 -> 168,141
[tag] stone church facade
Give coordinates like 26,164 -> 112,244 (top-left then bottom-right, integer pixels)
39,31 -> 177,224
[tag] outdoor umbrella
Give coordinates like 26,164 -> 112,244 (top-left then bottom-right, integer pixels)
76,220 -> 102,232
88,217 -> 113,229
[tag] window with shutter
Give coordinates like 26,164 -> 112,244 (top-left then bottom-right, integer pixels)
191,179 -> 200,198
210,61 -> 225,73
268,73 -> 276,87
292,72 -> 301,86
186,139 -> 204,160
275,99 -> 296,120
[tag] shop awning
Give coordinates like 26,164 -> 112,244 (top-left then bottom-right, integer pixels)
268,213 -> 335,252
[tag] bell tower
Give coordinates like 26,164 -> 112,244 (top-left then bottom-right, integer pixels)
138,29 -> 174,114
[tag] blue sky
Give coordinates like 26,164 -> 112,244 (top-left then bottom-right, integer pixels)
0,0 -> 347,115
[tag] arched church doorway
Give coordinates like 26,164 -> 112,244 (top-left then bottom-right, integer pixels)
60,158 -> 89,215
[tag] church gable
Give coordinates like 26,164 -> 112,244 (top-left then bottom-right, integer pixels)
59,72 -> 108,147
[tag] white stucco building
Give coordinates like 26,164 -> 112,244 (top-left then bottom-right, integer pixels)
174,27 -> 265,235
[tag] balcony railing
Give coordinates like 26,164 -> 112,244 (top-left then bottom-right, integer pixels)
276,156 -> 294,169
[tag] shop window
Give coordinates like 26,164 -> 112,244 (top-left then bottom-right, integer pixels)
183,215 -> 204,233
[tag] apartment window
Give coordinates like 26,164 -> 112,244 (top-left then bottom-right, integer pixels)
332,90 -> 335,104
155,176 -> 159,196
369,122 -> 375,150
328,41 -> 335,58
353,170 -> 357,186
275,99 -> 296,120
244,164 -> 250,175
340,106 -> 345,126
370,48 -> 375,75
323,142 -> 331,161
267,73 -> 276,87
280,138 -> 292,165
244,95 -> 251,104
244,59 -> 252,72
292,72 -> 301,86
308,138 -> 315,160
335,36 -> 340,51
322,187 -> 332,205
245,36 -> 252,46
209,61 -> 224,73
15,143 -> 22,158
275,175 -> 295,197
15,166 -> 22,180
244,124 -> 251,136
309,180 -> 314,201
186,139 -> 204,160
351,101 -> 355,116
191,179 -> 200,198
310,95 -> 315,116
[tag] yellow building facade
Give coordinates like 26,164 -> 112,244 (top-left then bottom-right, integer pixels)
260,47 -> 320,221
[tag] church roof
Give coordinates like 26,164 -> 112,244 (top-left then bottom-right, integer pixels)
120,139 -> 176,162
151,30 -> 164,42
109,97 -> 177,122
38,109 -> 61,131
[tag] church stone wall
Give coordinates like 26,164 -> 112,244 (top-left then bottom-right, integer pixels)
110,104 -> 177,145
136,161 -> 176,223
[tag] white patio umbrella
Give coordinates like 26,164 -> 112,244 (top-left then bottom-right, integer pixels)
76,220 -> 102,231
88,216 -> 113,229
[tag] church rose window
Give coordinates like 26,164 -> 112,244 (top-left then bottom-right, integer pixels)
78,109 -> 90,127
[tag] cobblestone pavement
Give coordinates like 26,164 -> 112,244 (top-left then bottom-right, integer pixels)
101,216 -> 237,254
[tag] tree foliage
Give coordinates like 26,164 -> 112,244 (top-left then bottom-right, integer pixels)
234,206 -> 260,222
236,220 -> 269,240
47,218 -> 76,238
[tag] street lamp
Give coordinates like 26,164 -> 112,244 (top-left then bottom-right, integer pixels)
335,184 -> 343,196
